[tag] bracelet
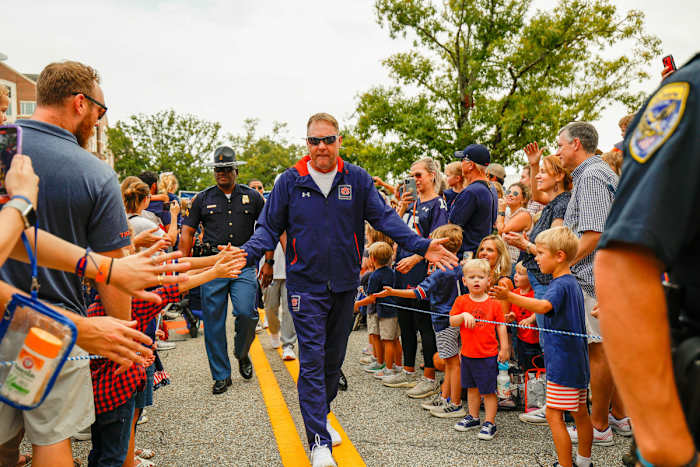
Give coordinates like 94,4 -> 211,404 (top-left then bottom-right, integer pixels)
106,258 -> 114,285
95,258 -> 111,283
10,195 -> 32,205
75,248 -> 94,278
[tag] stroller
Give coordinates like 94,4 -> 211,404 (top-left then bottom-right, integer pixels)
169,286 -> 203,338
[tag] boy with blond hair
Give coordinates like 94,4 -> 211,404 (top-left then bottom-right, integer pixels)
450,258 -> 509,439
376,224 -> 465,417
355,242 -> 402,377
491,226 -> 592,467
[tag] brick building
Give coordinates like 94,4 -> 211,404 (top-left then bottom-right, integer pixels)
0,56 -> 113,166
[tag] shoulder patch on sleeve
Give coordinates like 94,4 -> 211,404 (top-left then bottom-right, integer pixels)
629,81 -> 689,164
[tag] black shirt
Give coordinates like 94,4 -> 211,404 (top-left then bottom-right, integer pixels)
520,191 -> 571,286
183,184 -> 264,247
599,53 -> 700,313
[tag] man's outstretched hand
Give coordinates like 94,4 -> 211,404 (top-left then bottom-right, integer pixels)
424,238 -> 459,270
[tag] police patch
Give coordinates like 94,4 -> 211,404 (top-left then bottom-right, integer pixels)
290,295 -> 301,312
629,82 -> 689,164
338,184 -> 352,200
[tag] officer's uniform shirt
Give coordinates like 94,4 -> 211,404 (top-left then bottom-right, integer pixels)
599,53 -> 700,313
183,184 -> 264,247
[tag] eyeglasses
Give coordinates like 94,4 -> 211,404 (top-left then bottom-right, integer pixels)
307,135 -> 338,146
214,167 -> 234,173
505,190 -> 522,196
410,172 -> 423,179
72,92 -> 107,120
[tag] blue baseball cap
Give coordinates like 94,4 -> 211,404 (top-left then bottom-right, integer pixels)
454,143 -> 491,166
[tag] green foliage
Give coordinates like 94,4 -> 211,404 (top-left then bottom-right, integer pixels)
356,0 -> 661,168
108,110 -> 222,191
228,119 -> 305,189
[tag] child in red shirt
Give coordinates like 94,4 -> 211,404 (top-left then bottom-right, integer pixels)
450,259 -> 509,440
505,262 -> 542,371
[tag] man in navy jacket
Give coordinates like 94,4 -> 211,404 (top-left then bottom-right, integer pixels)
242,113 -> 457,467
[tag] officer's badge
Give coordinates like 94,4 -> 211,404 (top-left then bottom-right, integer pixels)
338,184 -> 352,200
629,82 -> 689,164
242,194 -> 250,204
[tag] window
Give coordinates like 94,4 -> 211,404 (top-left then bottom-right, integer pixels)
19,101 -> 36,116
0,80 -> 17,122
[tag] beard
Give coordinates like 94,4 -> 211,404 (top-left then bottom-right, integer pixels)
75,115 -> 95,149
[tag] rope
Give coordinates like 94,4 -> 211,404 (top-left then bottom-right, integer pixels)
0,354 -> 105,367
380,302 -> 602,341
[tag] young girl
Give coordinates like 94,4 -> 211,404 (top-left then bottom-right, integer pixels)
496,182 -> 532,273
450,259 -> 509,439
442,161 -> 465,210
505,262 -> 542,372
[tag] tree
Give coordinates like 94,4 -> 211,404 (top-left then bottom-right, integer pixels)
355,0 -> 661,168
108,110 -> 223,191
229,119 -> 304,189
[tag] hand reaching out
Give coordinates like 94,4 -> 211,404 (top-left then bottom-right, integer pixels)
373,286 -> 392,299
523,142 -> 544,167
489,285 -> 510,301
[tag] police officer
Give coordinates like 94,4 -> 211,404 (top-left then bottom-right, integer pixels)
595,54 -> 700,466
240,113 -> 458,467
179,146 -> 264,394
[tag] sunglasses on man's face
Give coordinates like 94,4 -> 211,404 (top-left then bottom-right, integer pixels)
214,167 -> 234,173
72,92 -> 107,120
307,135 -> 338,146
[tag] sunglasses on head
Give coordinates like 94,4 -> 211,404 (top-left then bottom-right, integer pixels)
307,135 -> 338,146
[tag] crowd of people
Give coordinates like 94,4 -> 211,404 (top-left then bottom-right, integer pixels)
0,53 -> 697,467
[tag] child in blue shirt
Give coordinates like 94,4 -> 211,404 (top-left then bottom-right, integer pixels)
377,224 -> 464,418
491,226 -> 593,467
355,242 -> 402,377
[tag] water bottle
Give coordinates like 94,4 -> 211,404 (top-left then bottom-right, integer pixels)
497,361 -> 511,400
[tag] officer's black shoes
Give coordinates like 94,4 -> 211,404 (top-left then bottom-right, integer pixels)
338,370 -> 348,391
239,356 -> 253,380
212,377 -> 232,394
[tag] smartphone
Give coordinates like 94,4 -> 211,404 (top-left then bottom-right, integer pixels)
0,124 -> 22,204
163,201 -> 171,211
662,54 -> 677,71
405,178 -> 418,200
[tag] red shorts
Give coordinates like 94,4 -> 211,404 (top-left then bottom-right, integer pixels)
546,380 -> 587,411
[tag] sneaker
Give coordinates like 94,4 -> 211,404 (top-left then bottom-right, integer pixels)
373,368 -> 396,380
608,413 -> 632,437
326,420 -> 341,447
454,414 -> 481,432
310,435 -> 337,467
364,362 -> 385,373
406,377 -> 439,399
519,406 -> 547,424
137,410 -> 148,425
478,421 -> 497,440
255,323 -> 264,333
382,370 -> 417,388
421,394 -> 446,410
431,402 -> 466,418
567,425 -> 614,446
359,355 -> 376,365
270,333 -> 281,348
156,341 -> 175,351
282,346 -> 296,361
362,345 -> 373,356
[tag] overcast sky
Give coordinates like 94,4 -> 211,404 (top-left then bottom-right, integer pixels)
3,0 -> 697,175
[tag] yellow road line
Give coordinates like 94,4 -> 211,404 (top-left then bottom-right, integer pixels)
249,336 -> 310,467
261,310 -> 366,467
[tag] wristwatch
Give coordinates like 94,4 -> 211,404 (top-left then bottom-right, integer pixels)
265,259 -> 275,266
5,196 -> 36,229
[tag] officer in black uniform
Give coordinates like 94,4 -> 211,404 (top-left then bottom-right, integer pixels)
179,146 -> 265,394
595,54 -> 699,466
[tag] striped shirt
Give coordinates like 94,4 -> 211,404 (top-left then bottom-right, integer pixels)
564,155 -> 618,297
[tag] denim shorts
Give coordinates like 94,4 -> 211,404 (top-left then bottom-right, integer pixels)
461,355 -> 497,394
135,363 -> 154,409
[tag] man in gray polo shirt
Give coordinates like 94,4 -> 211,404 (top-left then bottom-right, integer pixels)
0,61 -> 133,467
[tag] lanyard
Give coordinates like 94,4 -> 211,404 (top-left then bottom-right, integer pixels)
19,223 -> 39,299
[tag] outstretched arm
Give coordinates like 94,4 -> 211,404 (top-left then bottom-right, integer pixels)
490,285 -> 552,315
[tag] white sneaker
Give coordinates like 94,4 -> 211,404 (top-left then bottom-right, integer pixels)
326,420 -> 342,447
608,413 -> 633,437
519,406 -> 547,424
567,425 -> 615,446
270,333 -> 281,348
358,355 -> 375,365
156,341 -> 175,351
406,377 -> 439,399
282,346 -> 296,361
310,435 -> 337,467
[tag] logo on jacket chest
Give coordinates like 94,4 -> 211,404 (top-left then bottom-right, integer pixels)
301,192 -> 311,198
338,184 -> 352,200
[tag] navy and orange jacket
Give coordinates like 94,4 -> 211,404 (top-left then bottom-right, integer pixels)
242,155 -> 431,294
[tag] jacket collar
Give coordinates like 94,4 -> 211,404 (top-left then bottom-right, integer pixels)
293,154 -> 345,176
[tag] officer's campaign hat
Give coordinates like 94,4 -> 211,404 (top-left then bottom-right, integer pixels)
207,146 -> 247,168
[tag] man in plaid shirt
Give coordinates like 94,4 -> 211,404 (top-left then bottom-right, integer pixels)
556,121 -> 625,448
86,252 -> 244,466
